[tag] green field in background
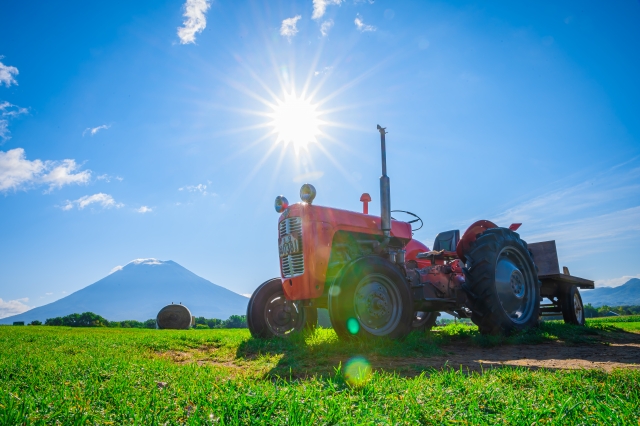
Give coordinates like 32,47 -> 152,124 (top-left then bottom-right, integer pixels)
1,318 -> 639,425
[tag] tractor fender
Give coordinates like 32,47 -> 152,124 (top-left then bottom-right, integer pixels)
457,220 -> 498,262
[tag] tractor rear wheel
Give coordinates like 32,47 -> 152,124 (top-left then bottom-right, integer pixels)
412,311 -> 439,331
561,285 -> 585,326
329,256 -> 413,340
247,278 -> 307,338
462,228 -> 540,335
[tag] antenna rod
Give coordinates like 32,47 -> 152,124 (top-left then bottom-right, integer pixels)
377,124 -> 391,238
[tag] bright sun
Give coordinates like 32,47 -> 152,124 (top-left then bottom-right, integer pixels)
270,92 -> 321,153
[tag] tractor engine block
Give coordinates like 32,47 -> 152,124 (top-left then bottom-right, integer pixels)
407,259 -> 466,300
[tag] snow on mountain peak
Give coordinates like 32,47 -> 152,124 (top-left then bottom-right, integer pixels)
129,258 -> 164,266
109,258 -> 167,274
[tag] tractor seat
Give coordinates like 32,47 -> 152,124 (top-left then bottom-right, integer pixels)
433,230 -> 460,252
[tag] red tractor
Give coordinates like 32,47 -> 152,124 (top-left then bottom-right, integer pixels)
247,125 -> 594,339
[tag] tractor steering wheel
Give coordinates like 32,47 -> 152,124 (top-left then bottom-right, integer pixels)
390,210 -> 423,233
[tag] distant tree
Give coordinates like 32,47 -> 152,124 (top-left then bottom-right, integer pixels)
206,318 -> 223,329
28,320 -> 42,326
45,312 -> 108,327
195,316 -> 207,325
224,315 -> 247,329
45,317 -> 64,326
584,303 -> 598,318
195,324 -> 209,329
144,319 -> 157,329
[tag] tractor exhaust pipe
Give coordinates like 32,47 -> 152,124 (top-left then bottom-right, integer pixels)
377,124 -> 391,238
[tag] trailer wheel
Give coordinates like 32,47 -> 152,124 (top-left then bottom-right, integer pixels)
247,278 -> 307,338
462,228 -> 540,335
329,256 -> 413,340
412,311 -> 439,331
561,285 -> 585,326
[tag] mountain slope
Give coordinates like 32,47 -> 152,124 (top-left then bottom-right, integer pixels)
1,259 -> 249,324
580,278 -> 640,307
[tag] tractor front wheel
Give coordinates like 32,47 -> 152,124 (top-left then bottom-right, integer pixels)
247,278 -> 307,338
462,228 -> 540,335
329,256 -> 413,340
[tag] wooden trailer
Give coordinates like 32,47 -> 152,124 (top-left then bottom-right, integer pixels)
528,240 -> 594,325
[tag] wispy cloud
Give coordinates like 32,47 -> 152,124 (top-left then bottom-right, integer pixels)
594,274 -> 640,288
312,0 -> 342,20
62,193 -> 123,211
0,101 -> 29,143
280,15 -> 302,40
137,206 -> 152,213
177,0 -> 211,44
354,14 -> 376,32
320,19 -> 334,37
110,265 -> 123,274
0,148 -> 91,192
0,297 -> 31,319
0,58 -> 19,87
96,174 -> 123,183
484,159 -> 640,262
179,183 -> 216,195
83,124 -> 110,137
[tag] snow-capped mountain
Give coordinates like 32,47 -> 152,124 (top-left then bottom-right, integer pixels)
0,259 -> 249,324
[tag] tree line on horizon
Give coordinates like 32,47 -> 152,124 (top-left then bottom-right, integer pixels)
21,312 -> 248,329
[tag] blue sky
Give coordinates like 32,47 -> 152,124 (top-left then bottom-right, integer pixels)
1,0 -> 639,318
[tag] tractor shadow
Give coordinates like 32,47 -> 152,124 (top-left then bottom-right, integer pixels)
235,323 -> 640,379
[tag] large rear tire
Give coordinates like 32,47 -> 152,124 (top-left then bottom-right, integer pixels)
247,278 -> 307,338
462,228 -> 540,335
329,256 -> 413,340
561,285 -> 585,326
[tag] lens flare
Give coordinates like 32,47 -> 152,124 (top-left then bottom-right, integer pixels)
346,317 -> 360,335
344,356 -> 372,387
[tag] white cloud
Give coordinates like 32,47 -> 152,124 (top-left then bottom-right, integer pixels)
83,124 -> 110,137
354,14 -> 376,32
177,0 -> 211,44
0,297 -> 31,319
110,265 -> 123,274
280,15 -> 302,40
312,0 -> 342,20
0,148 -> 92,193
0,101 -> 29,143
482,159 -> 640,262
320,19 -> 334,37
179,183 -> 214,195
62,193 -> 123,211
241,293 -> 252,298
41,159 -> 91,192
0,59 -> 19,88
595,274 -> 640,288
45,292 -> 53,296
96,174 -> 123,183
137,206 -> 152,213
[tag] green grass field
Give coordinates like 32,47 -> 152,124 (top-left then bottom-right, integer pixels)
1,318 -> 639,425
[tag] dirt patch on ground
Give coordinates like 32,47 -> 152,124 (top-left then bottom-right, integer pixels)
158,332 -> 640,375
369,341 -> 640,373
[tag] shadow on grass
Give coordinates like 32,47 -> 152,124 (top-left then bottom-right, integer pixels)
233,321 -> 640,378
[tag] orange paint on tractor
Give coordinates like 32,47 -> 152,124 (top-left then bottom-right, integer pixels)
279,202 -> 412,300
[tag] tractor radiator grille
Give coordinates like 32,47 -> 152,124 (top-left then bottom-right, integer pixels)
279,217 -> 304,278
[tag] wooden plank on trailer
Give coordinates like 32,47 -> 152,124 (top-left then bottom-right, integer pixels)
528,240 -> 560,276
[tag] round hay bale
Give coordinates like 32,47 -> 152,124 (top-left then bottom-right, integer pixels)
156,304 -> 192,329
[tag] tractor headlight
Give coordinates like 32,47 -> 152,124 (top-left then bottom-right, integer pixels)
300,183 -> 316,204
275,195 -> 289,213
